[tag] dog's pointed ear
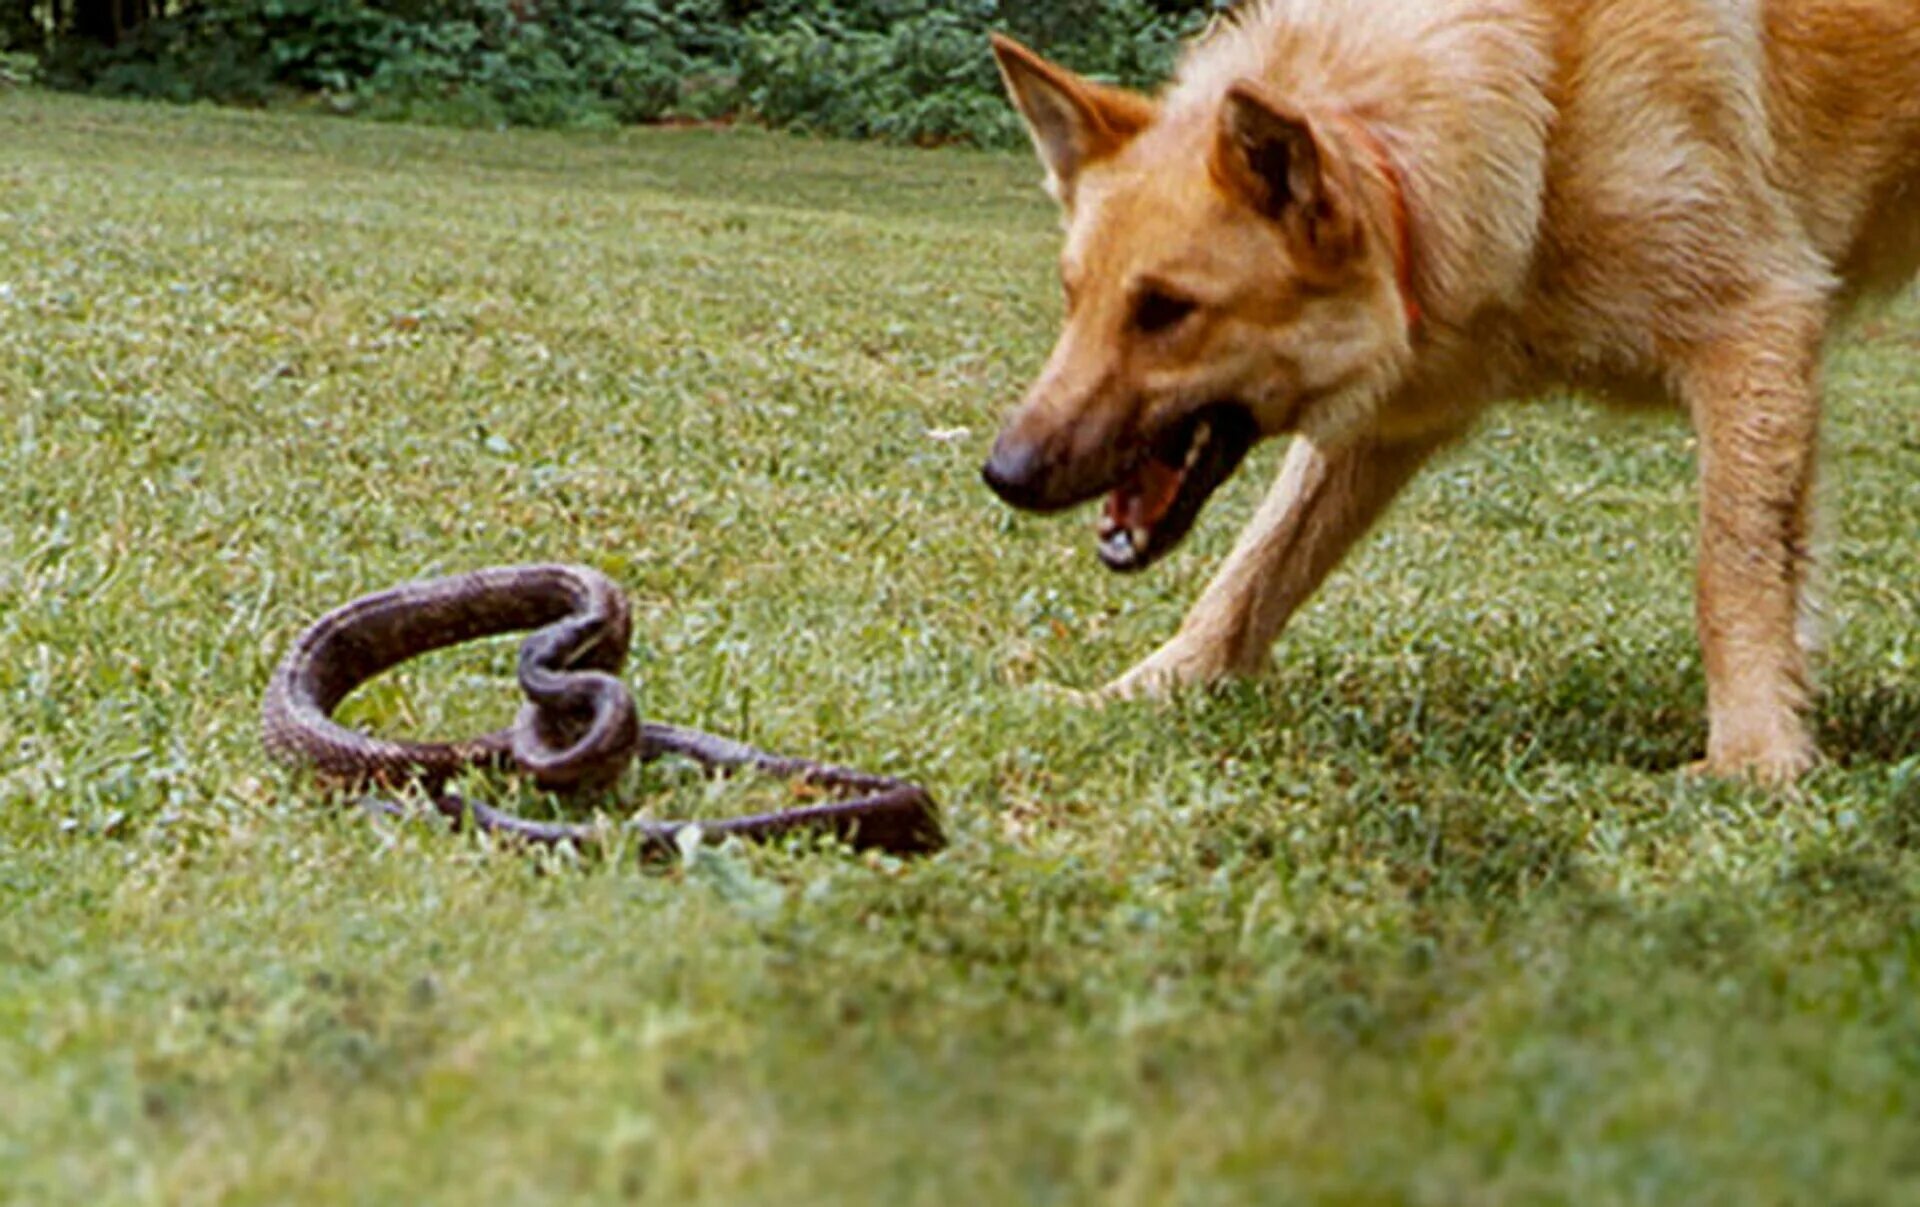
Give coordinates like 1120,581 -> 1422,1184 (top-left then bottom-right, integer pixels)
991,33 -> 1156,206
1214,81 -> 1359,264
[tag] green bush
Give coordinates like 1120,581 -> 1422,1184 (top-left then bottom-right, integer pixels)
42,0 -> 398,104
35,0 -> 1227,144
738,1 -> 1210,144
354,0 -> 742,127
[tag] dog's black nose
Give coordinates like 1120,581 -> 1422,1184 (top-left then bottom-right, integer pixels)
981,439 -> 1050,511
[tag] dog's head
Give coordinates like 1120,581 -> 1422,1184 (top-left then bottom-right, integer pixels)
981,35 -> 1418,571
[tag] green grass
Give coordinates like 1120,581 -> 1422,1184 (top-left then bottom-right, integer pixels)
3,90 -> 1918,1205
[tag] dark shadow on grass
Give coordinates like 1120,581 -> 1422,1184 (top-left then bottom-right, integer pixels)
1817,680 -> 1920,766
1158,638 -> 1919,776
1130,640 -> 1917,911
1159,634 -> 1708,774
1872,769 -> 1920,851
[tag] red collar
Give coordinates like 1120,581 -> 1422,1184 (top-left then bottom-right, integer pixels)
1341,116 -> 1422,334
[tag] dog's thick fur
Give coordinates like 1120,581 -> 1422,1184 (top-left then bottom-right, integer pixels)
980,0 -> 1920,781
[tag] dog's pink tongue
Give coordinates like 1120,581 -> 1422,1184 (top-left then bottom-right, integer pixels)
1105,459 -> 1185,532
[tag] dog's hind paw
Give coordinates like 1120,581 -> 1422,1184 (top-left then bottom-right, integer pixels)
1685,729 -> 1820,787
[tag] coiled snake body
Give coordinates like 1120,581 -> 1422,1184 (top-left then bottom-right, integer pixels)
261,564 -> 942,856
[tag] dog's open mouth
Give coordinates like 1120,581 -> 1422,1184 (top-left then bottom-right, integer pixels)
1096,403 -> 1256,572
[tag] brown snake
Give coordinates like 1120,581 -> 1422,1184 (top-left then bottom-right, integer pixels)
260,564 -> 943,857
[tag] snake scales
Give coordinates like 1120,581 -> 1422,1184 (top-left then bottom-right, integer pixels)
260,564 -> 943,857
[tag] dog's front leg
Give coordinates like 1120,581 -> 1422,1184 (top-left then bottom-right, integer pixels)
1105,431 -> 1447,699
1681,289 -> 1826,783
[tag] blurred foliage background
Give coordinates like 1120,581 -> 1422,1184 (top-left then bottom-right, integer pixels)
5,0 -> 1233,143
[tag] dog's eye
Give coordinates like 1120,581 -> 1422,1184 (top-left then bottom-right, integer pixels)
1133,289 -> 1197,335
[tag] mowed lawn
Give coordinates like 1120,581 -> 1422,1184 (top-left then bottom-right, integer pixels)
3,89 -> 1918,1204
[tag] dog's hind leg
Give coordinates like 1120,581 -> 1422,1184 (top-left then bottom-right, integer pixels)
1104,428 -> 1454,699
1680,283 -> 1828,783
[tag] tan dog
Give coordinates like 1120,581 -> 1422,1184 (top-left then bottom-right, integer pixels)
979,0 -> 1920,782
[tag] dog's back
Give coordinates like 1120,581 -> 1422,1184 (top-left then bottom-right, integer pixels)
1491,0 -> 1920,380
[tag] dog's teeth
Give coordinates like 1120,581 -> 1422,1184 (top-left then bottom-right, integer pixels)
1129,524 -> 1150,551
1185,421 -> 1211,470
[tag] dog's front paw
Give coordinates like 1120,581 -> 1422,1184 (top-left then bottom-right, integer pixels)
1099,640 -> 1239,702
